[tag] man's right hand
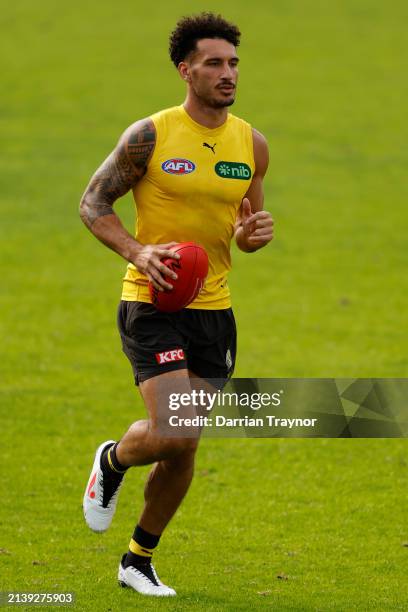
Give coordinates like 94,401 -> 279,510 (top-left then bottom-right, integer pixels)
133,243 -> 180,291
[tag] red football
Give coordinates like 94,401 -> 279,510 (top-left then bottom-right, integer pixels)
149,242 -> 209,312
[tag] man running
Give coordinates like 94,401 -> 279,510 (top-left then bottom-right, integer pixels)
80,12 -> 273,597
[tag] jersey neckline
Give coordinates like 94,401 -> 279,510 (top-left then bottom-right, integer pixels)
178,105 -> 231,136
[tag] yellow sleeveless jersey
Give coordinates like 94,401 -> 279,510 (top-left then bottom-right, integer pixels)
121,105 -> 255,309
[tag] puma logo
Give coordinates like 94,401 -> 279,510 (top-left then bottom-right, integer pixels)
203,142 -> 216,154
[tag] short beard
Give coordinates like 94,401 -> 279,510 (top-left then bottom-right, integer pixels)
209,97 -> 235,109
193,86 -> 236,109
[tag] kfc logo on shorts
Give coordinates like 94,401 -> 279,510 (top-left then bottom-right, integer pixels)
155,349 -> 185,364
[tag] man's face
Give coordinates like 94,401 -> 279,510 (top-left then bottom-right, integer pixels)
184,38 -> 239,108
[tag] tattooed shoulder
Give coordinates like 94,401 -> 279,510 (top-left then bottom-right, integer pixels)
79,118 -> 156,229
125,118 -> 156,171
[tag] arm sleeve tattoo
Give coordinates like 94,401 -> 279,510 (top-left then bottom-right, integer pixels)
79,119 -> 156,229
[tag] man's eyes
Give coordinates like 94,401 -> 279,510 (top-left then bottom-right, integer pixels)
207,61 -> 239,67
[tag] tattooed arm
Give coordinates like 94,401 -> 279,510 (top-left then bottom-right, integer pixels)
79,119 -> 179,291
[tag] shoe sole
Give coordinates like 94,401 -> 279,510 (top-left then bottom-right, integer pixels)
118,580 -> 176,597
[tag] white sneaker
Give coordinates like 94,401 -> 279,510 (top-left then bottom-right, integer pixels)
83,440 -> 124,533
118,554 -> 176,597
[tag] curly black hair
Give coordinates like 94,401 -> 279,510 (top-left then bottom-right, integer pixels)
169,12 -> 241,67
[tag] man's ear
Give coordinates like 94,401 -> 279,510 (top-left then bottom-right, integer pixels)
178,62 -> 191,82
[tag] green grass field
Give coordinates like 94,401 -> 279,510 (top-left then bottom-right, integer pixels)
1,0 -> 408,609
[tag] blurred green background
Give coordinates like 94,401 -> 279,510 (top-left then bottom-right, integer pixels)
1,1 -> 407,610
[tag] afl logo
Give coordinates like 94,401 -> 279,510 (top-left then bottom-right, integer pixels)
162,158 -> 196,175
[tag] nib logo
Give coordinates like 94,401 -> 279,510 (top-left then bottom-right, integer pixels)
215,161 -> 252,180
155,349 -> 185,364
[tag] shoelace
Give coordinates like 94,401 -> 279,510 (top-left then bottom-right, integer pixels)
127,563 -> 168,589
97,472 -> 124,509
106,479 -> 123,509
128,566 -> 157,586
151,565 -> 163,586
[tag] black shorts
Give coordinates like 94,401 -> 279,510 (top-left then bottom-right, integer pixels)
117,301 -> 236,386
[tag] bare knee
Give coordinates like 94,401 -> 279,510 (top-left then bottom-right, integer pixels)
118,419 -> 199,466
159,436 -> 199,461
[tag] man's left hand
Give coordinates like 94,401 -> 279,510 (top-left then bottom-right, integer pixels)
241,198 -> 274,249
